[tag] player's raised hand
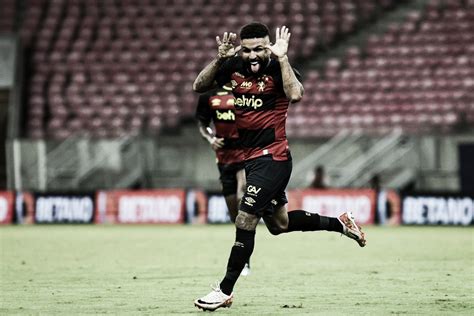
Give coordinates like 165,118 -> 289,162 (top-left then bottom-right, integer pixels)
216,32 -> 240,59
266,26 -> 291,59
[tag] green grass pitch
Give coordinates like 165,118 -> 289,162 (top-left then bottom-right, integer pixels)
1,225 -> 473,315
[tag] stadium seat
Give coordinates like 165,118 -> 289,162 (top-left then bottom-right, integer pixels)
18,0 -> 471,139
294,0 -> 473,136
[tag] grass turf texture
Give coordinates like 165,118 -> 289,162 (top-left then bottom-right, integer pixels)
1,225 -> 472,315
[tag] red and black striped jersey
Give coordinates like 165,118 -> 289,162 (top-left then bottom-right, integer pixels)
216,56 -> 302,161
195,86 -> 244,165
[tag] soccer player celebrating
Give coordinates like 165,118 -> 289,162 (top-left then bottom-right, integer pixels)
195,83 -> 251,276
193,22 -> 366,311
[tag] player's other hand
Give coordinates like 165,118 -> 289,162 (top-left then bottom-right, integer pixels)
216,32 -> 241,59
210,137 -> 225,151
266,26 -> 290,59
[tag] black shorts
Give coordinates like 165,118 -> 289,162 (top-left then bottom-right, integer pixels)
218,162 -> 245,196
240,155 -> 292,217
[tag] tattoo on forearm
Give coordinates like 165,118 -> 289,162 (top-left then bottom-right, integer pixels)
286,82 -> 299,90
279,58 -> 303,99
193,58 -> 223,92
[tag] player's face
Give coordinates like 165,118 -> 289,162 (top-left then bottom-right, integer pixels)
240,36 -> 271,74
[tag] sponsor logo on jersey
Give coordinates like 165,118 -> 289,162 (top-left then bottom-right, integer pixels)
234,95 -> 263,110
211,99 -> 222,107
215,109 -> 235,121
240,81 -> 253,89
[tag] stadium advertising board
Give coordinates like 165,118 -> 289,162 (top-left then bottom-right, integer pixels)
34,193 -> 95,224
0,191 -> 14,224
402,193 -> 474,225
97,190 -> 186,224
375,189 -> 401,225
206,192 -> 231,224
185,189 -> 207,224
15,192 -> 35,224
288,189 -> 376,225
203,189 -> 376,225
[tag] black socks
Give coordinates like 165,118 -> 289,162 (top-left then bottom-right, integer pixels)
219,211 -> 342,295
220,228 -> 255,295
287,210 -> 343,233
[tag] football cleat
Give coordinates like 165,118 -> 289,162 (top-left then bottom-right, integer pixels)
194,282 -> 233,311
240,263 -> 251,276
338,211 -> 367,247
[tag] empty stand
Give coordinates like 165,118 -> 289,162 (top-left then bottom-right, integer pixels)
19,0 -> 398,138
0,0 -> 16,33
289,0 -> 474,137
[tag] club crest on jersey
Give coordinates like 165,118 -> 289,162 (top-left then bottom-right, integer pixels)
257,81 -> 265,92
234,95 -> 263,110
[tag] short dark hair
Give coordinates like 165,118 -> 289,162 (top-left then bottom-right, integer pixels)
239,22 -> 270,40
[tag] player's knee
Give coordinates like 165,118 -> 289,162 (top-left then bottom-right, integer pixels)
266,222 -> 287,235
267,226 -> 284,235
235,210 -> 259,231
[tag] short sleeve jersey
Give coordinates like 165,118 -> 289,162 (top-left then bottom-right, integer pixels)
195,86 -> 245,165
215,56 -> 302,161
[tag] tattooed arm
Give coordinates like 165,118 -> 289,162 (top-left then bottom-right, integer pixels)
266,26 -> 304,102
193,57 -> 227,93
193,32 -> 240,93
278,55 -> 304,102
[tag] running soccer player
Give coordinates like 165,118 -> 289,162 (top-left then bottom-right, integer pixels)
195,84 -> 251,276
193,22 -> 366,311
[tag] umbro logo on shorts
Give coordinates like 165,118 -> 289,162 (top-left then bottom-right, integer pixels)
245,197 -> 256,204
244,197 -> 256,207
